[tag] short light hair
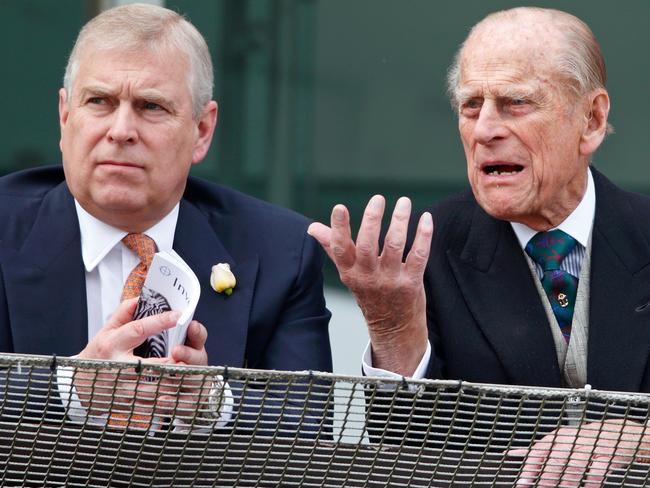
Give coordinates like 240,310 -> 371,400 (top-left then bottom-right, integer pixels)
63,3 -> 213,119
447,7 -> 607,109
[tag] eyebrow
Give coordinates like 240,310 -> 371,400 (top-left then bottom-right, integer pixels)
78,85 -> 117,101
77,85 -> 178,113
455,85 -> 541,105
137,89 -> 178,113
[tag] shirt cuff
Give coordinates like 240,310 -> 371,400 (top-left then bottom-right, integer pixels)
362,340 -> 431,379
172,376 -> 234,432
57,363 -> 108,425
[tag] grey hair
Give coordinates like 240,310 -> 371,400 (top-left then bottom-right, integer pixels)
63,3 -> 213,119
447,7 -> 607,110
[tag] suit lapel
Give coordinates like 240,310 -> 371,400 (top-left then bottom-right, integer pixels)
3,183 -> 88,355
173,200 -> 258,367
587,171 -> 650,391
446,206 -> 561,386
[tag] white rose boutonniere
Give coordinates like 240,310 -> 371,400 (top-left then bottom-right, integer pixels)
210,263 -> 236,296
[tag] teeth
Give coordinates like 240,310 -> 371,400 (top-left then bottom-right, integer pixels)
488,170 -> 518,176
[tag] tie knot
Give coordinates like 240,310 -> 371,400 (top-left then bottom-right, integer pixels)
525,229 -> 577,271
122,233 -> 157,267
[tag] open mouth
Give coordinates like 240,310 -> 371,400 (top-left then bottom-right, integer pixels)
483,164 -> 524,176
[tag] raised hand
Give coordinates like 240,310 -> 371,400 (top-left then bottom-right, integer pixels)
308,195 -> 433,375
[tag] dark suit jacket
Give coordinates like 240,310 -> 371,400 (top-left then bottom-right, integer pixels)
0,166 -> 332,430
417,168 -> 650,392
366,168 -> 650,448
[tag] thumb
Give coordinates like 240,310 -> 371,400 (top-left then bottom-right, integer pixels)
505,448 -> 530,457
104,297 -> 139,330
307,222 -> 332,249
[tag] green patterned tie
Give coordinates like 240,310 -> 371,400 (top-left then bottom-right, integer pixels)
525,230 -> 578,343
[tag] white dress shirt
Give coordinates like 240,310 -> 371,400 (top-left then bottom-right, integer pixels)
362,169 -> 596,380
59,201 -> 232,427
77,200 -> 180,335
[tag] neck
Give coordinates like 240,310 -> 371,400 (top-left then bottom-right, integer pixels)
519,171 -> 589,232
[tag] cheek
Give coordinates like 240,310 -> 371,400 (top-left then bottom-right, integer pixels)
458,123 -> 473,149
63,120 -> 100,158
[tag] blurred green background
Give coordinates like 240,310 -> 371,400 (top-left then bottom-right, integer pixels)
2,0 -> 649,286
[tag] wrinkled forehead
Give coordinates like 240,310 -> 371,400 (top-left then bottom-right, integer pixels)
74,42 -> 190,85
458,20 -> 565,92
78,39 -> 187,66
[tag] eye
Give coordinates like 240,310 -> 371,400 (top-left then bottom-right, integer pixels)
460,98 -> 483,116
143,101 -> 163,111
505,97 -> 535,115
86,97 -> 106,105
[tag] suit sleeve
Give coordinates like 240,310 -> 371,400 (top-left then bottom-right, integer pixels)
0,260 -> 13,352
256,231 -> 332,373
0,259 -> 68,424
230,231 -> 333,439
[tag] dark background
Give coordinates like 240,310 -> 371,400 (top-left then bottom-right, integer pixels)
2,0 -> 648,285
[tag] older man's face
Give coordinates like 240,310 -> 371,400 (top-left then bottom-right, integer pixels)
457,26 -> 590,230
58,45 -> 216,232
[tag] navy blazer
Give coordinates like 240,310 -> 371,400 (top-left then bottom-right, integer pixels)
0,166 -> 332,374
414,168 -> 650,392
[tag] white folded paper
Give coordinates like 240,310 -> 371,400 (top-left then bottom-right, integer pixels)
133,250 -> 200,352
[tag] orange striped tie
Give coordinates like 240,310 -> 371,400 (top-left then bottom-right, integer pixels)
110,233 -> 161,429
121,233 -> 157,301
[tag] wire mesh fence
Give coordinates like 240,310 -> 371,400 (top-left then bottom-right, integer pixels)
1,353 -> 649,487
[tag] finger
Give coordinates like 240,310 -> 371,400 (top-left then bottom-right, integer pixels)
184,321 -> 208,350
380,197 -> 412,272
171,344 -> 208,366
113,310 -> 181,352
583,458 -> 610,488
560,458 -> 590,487
537,455 -> 566,487
404,212 -> 433,280
328,204 -> 357,270
104,297 -> 140,330
516,455 -> 545,487
516,442 -> 553,487
175,373 -> 210,392
155,394 -> 180,417
158,373 -> 185,391
506,448 -> 529,457
354,195 -> 385,271
140,357 -> 175,365
133,357 -> 175,382
172,321 -> 208,366
131,380 -> 179,403
307,222 -> 332,252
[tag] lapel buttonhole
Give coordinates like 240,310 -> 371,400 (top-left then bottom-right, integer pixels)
635,301 -> 650,313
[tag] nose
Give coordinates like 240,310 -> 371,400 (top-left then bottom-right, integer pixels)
106,104 -> 139,145
473,100 -> 508,145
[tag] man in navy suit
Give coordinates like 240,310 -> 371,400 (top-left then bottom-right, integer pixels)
309,7 -> 650,486
0,4 -> 331,429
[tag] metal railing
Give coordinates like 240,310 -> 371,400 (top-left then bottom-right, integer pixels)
1,353 -> 649,487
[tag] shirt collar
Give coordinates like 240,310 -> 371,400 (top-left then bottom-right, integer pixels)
75,202 -> 180,272
511,168 -> 595,249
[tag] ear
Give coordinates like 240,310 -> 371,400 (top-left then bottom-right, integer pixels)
191,100 -> 218,165
579,89 -> 610,157
58,88 -> 69,152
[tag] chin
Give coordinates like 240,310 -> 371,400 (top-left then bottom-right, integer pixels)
93,190 -> 147,214
476,196 -> 526,223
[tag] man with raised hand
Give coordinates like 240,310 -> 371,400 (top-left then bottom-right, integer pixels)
310,7 -> 650,486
